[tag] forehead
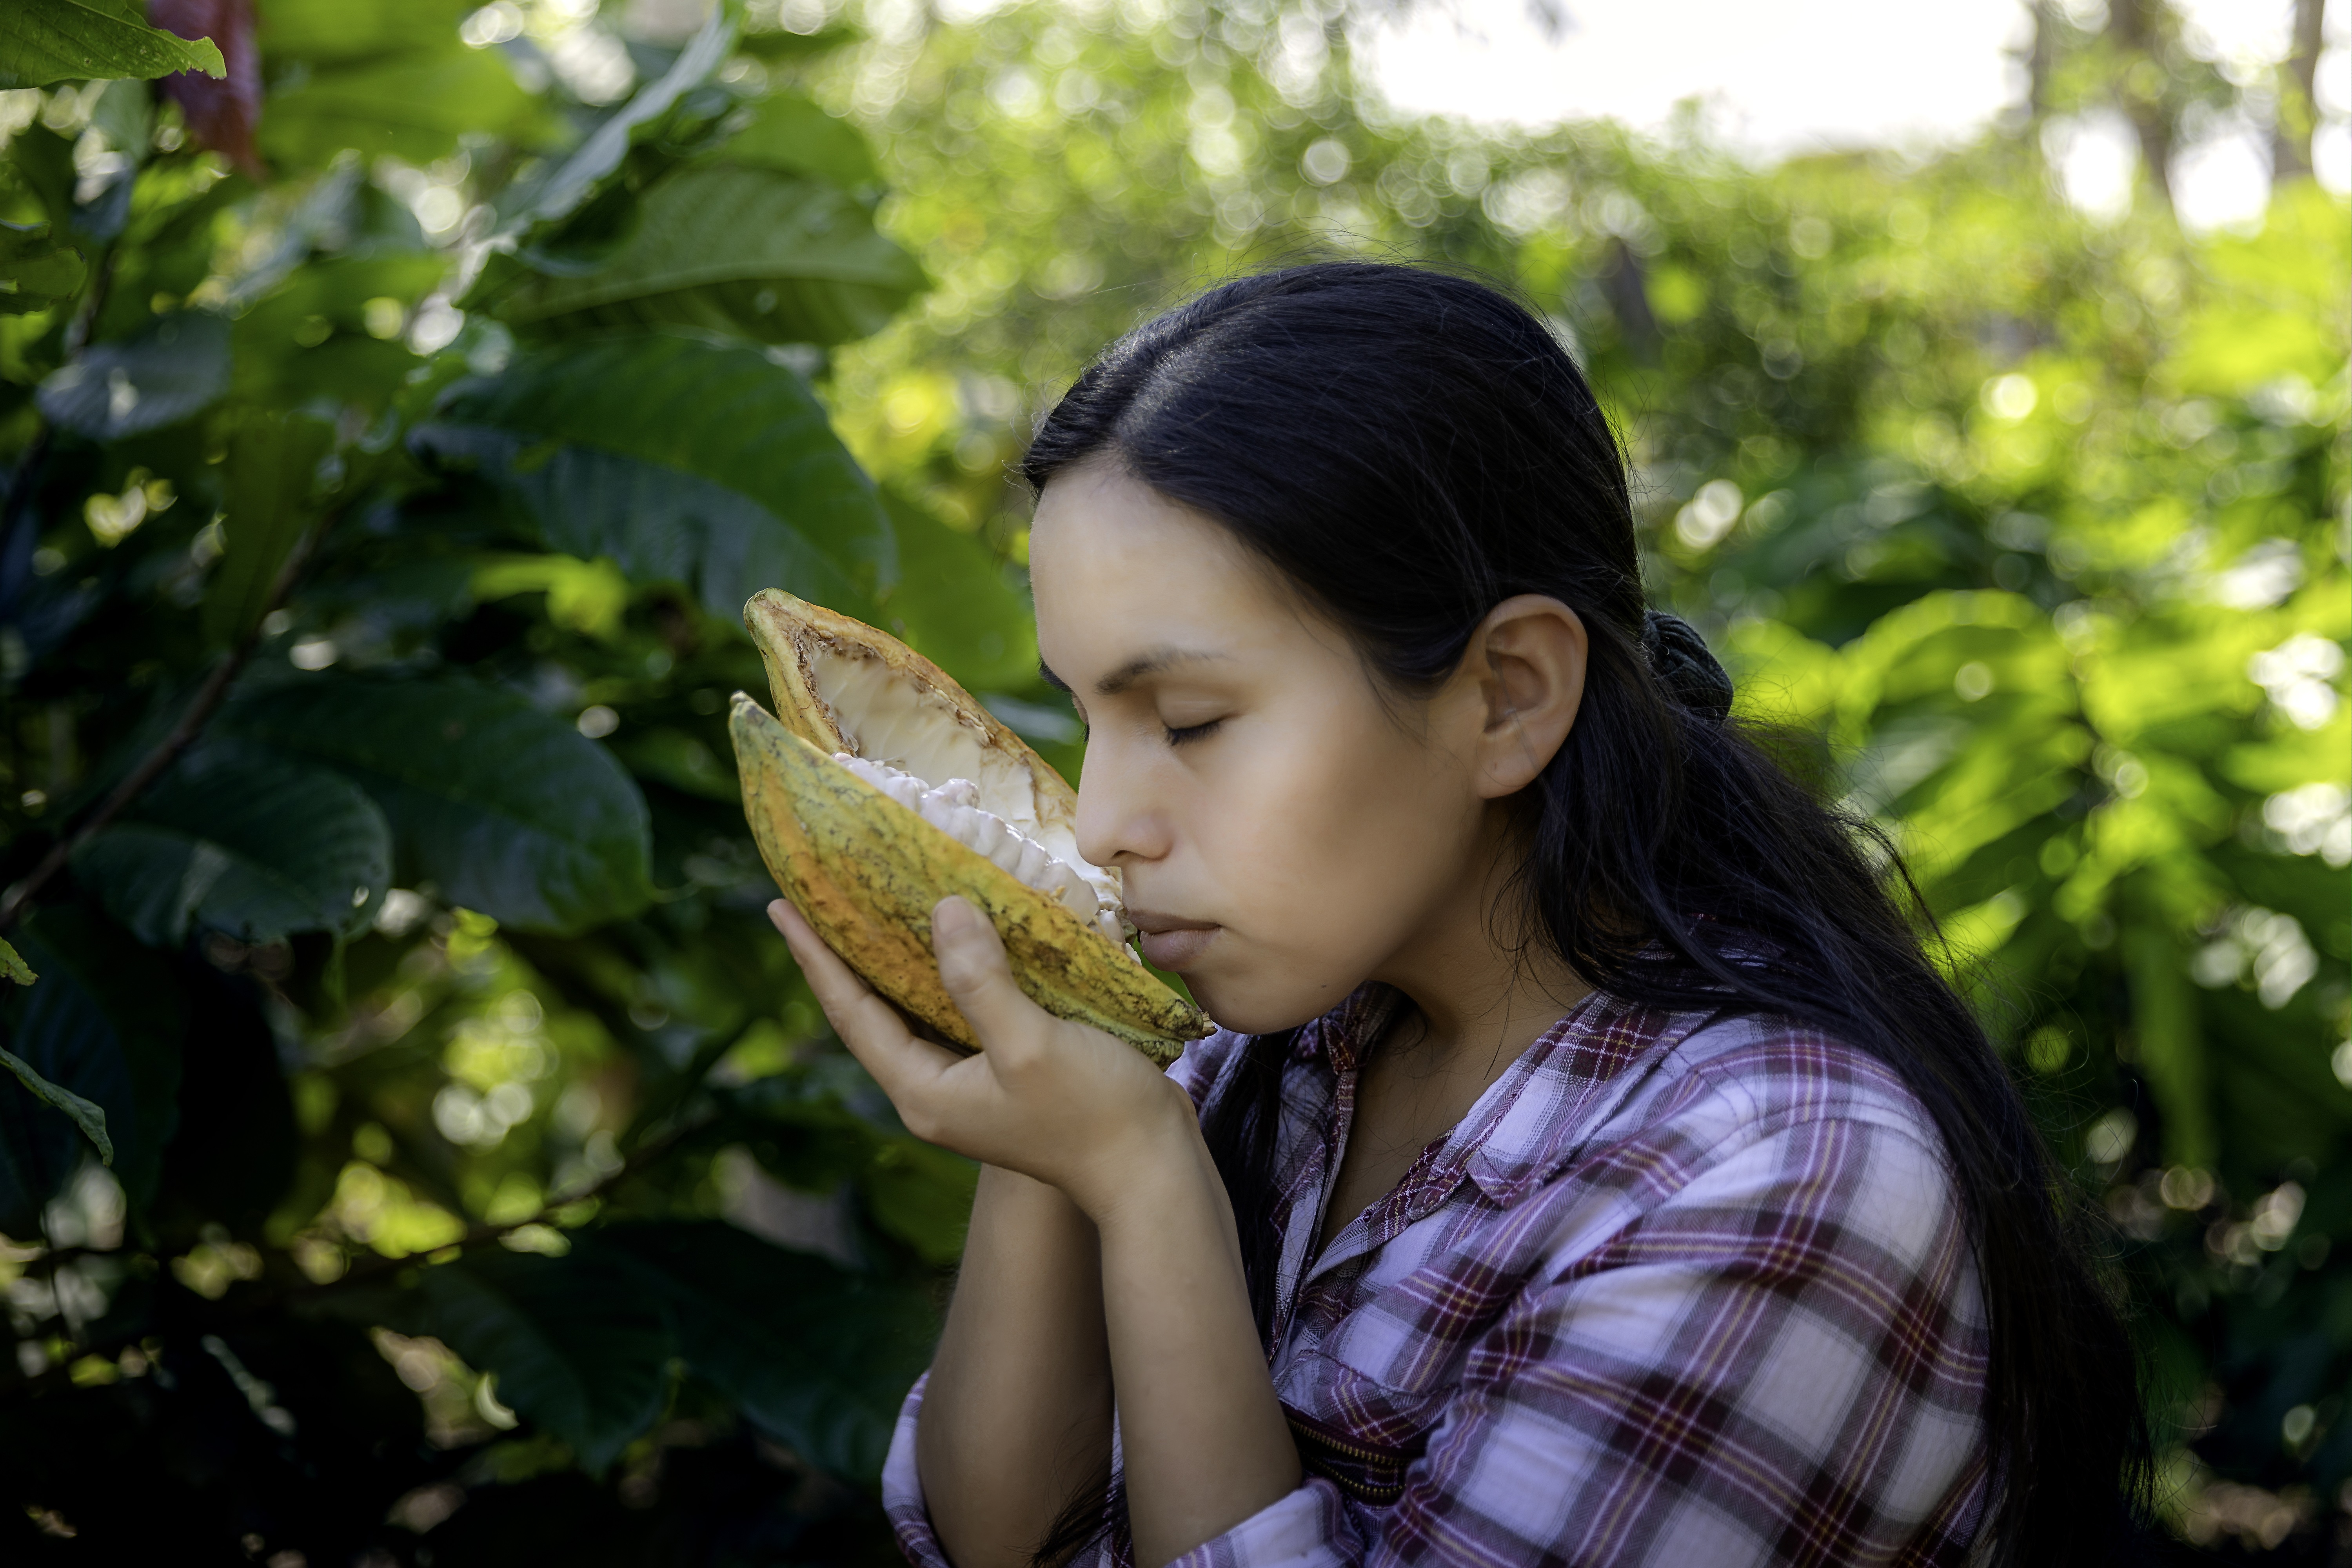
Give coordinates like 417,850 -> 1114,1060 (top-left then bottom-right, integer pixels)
1027,463 -> 1295,668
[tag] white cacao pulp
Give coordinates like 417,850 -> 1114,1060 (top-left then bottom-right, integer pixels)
834,752 -> 1133,952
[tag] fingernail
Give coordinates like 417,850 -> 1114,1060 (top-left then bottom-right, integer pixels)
934,896 -> 974,937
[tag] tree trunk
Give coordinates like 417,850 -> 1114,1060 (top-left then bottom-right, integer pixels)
2271,0 -> 2326,182
2107,0 -> 2175,211
2024,0 -> 2057,123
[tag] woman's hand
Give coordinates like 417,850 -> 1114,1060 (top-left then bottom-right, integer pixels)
768,895 -> 1194,1220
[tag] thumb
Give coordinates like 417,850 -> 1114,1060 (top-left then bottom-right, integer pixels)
931,896 -> 1041,1044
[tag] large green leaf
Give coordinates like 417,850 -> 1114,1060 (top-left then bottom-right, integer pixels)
406,1248 -> 676,1473
202,413 -> 336,647
500,7 -> 735,229
479,164 -> 924,347
0,219 -> 86,315
0,909 -> 183,1230
410,333 -> 895,618
71,739 -> 392,946
882,488 -> 1037,692
36,309 -> 231,439
217,675 -> 653,934
597,1222 -> 935,1478
0,0 -> 225,88
717,91 -> 881,192
255,0 -> 467,63
258,47 -> 552,170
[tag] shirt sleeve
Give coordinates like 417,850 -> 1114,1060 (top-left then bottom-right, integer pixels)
1162,1113 -> 1987,1568
882,1036 -> 1254,1566
881,1371 -> 954,1568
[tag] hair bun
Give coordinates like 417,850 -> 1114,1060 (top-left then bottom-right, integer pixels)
1642,611 -> 1734,721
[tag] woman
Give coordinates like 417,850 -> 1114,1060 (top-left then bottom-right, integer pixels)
769,263 -> 2146,1568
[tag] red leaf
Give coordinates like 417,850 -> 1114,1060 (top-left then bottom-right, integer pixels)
148,0 -> 263,178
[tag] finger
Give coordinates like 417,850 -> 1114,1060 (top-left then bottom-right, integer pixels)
768,900 -> 963,1094
931,896 -> 1054,1052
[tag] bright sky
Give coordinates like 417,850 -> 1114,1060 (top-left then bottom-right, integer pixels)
1358,0 -> 2352,229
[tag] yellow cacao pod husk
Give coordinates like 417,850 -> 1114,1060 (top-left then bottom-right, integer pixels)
733,590 -> 1212,1061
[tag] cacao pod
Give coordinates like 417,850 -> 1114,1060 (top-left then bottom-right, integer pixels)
734,589 -> 1213,1061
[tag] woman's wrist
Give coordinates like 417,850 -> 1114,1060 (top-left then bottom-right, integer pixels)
1060,1077 -> 1204,1232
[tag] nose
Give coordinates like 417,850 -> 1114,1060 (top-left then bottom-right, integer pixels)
1073,730 -> 1171,871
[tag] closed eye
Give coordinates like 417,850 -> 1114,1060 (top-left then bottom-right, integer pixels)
1164,719 -> 1223,746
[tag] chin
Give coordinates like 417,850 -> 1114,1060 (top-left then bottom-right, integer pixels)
1179,970 -> 1342,1038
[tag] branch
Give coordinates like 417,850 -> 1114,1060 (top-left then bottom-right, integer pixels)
0,517 -> 331,932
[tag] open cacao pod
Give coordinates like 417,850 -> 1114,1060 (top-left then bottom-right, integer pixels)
732,589 -> 1213,1061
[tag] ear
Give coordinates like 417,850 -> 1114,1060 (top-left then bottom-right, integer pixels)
1462,594 -> 1588,799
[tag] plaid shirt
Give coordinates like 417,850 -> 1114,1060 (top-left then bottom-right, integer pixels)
883,987 -> 1991,1567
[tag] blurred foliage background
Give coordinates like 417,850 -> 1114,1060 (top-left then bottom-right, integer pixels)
0,0 -> 2344,1561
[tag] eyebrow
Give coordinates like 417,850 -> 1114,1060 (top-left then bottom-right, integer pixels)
1038,646 -> 1233,698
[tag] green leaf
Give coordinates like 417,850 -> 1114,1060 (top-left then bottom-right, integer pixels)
881,488 -> 1037,692
865,1137 -> 977,1266
732,22 -> 863,62
0,938 -> 32,987
71,739 -> 393,946
200,413 -> 336,647
0,0 -> 225,89
255,0 -> 470,64
408,1248 -> 676,1473
35,309 -> 231,439
0,1046 -> 112,1166
410,332 -> 895,619
258,47 -> 553,171
0,908 -> 183,1230
503,7 -> 736,229
479,164 -> 924,347
0,219 -> 86,314
718,91 -> 881,191
218,675 -> 654,934
597,1222 -> 935,1479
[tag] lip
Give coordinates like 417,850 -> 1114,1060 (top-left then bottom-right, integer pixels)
1126,908 -> 1219,972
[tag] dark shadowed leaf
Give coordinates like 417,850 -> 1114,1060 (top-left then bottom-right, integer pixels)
36,309 -> 231,439
406,1248 -> 677,1473
0,908 -> 183,1229
410,333 -> 894,618
72,738 -> 392,946
479,165 -> 923,347
202,412 -> 335,646
0,0 -> 225,89
596,1222 -> 936,1478
0,1047 -> 112,1167
218,675 -> 653,934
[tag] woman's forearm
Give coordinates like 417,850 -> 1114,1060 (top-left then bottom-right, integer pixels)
1090,1100 -> 1303,1568
919,1163 -> 1115,1568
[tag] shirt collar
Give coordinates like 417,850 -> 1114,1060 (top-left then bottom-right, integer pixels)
1309,985 -> 1696,1212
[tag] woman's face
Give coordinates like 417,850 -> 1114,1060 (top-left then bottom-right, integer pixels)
1029,462 -> 1504,1034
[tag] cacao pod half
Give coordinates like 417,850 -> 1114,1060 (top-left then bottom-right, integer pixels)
734,589 -> 1213,1061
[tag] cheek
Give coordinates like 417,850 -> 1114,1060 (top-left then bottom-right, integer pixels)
1180,707 -> 1483,1024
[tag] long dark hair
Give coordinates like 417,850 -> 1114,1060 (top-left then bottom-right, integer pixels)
1021,262 -> 2147,1565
